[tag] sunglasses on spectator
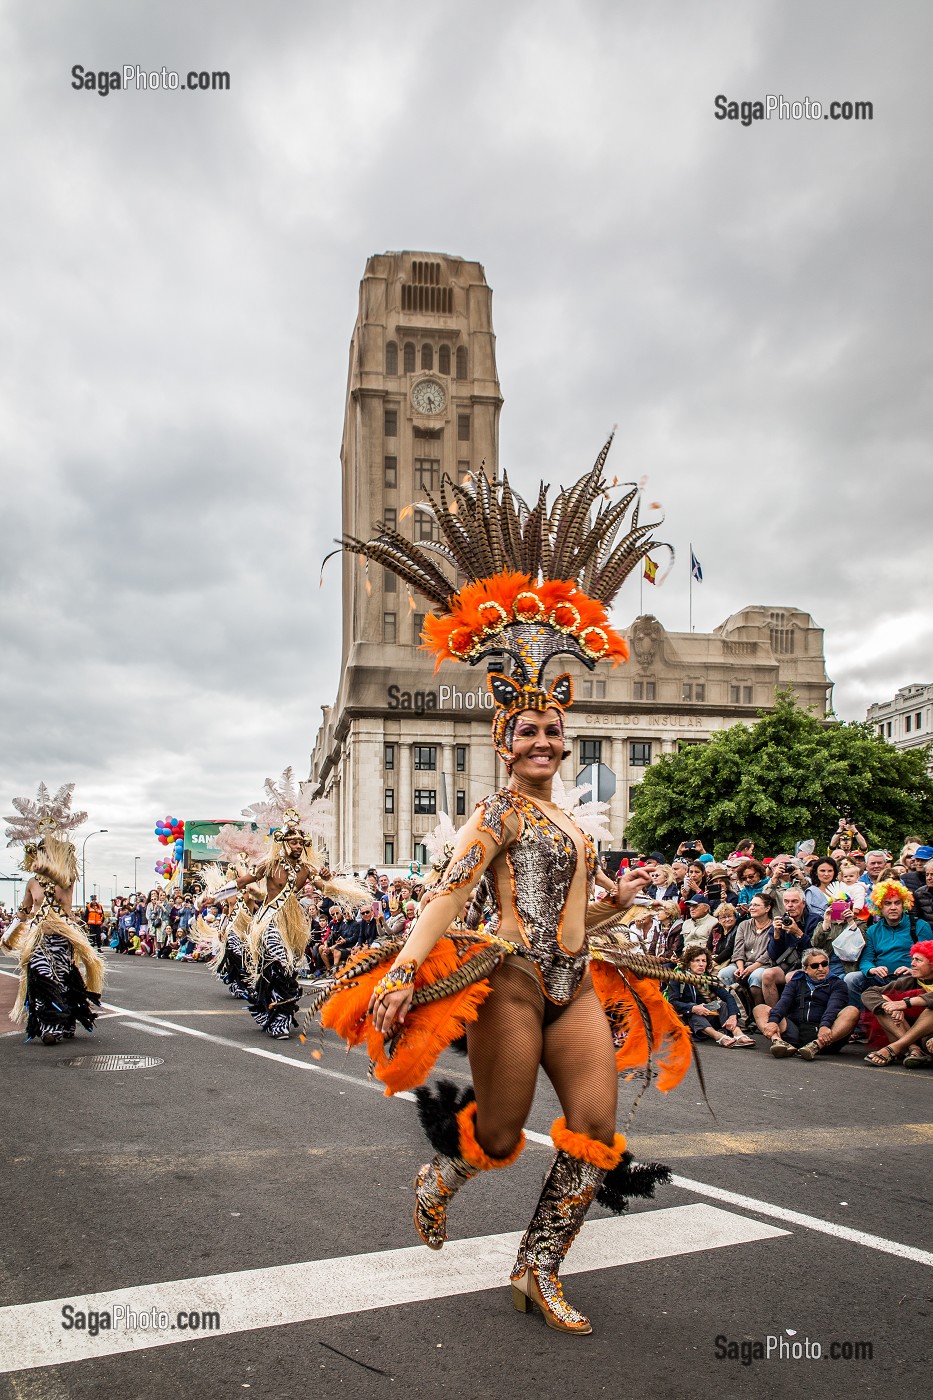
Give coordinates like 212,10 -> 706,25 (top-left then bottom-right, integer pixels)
807,960 -> 829,968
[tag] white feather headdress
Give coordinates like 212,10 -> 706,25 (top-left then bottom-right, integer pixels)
241,766 -> 335,848
551,774 -> 612,843
5,782 -> 88,846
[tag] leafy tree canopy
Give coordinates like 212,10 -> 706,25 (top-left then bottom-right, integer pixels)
625,692 -> 933,860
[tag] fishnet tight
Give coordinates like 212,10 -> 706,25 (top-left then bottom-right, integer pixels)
466,959 -> 618,1159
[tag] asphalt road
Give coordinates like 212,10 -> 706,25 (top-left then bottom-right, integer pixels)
1,951 -> 930,1400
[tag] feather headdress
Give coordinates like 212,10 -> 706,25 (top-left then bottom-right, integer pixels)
214,822 -> 269,868
423,812 -> 459,873
331,434 -> 672,759
5,783 -> 88,847
241,767 -> 335,849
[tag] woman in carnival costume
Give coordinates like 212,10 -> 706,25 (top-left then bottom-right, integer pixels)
1,784 -> 104,1045
205,771 -> 369,1038
310,440 -> 707,1335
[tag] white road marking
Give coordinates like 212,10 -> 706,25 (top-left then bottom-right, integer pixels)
119,1022 -> 174,1038
0,1204 -> 785,1373
3,969 -> 930,1271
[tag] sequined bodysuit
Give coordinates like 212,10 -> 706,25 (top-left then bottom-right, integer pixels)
470,789 -> 596,1004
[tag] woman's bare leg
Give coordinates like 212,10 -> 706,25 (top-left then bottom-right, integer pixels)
466,962 -> 544,1159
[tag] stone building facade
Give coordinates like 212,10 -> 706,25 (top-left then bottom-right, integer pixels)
866,683 -> 933,755
308,251 -> 834,870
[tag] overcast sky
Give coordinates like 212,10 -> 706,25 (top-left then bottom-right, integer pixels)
1,0 -> 929,897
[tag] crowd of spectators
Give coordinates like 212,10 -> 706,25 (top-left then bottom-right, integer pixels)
630,830 -> 933,1066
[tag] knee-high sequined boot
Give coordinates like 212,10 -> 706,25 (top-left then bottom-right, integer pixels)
412,1088 -> 525,1250
510,1118 -> 626,1335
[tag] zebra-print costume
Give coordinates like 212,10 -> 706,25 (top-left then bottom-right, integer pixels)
247,924 -> 302,1039
216,928 -> 250,1000
25,931 -> 100,1044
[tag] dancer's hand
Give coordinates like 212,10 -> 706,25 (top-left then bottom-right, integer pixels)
369,985 -> 414,1037
615,866 -> 652,910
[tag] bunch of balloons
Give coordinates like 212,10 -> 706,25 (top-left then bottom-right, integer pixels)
155,816 -> 185,864
155,857 -> 178,881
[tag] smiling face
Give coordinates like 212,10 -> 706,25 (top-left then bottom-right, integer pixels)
509,708 -> 565,784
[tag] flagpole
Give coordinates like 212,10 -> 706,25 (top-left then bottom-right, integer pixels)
640,566 -> 644,616
689,541 -> 693,632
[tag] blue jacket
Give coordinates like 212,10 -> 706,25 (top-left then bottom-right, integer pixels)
769,971 -> 848,1028
858,913 -> 931,973
737,879 -> 769,905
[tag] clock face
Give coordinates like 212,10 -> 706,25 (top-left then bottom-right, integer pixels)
411,378 -> 447,415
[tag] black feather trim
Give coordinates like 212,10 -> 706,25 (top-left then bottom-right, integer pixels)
595,1152 -> 672,1214
449,1035 -> 469,1056
414,1079 -> 476,1157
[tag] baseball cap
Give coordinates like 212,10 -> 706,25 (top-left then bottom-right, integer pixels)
688,892 -> 710,907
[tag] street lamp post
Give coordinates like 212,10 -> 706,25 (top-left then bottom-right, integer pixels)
81,830 -> 108,908
133,856 -> 142,894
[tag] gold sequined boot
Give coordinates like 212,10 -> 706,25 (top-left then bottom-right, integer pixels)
413,1096 -> 525,1249
510,1118 -> 625,1334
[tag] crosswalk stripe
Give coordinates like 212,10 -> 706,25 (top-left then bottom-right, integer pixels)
0,1204 -> 785,1373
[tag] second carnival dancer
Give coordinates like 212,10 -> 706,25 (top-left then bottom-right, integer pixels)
198,824 -> 269,1000
2,784 -> 104,1044
204,772 -> 368,1038
310,439 -> 705,1335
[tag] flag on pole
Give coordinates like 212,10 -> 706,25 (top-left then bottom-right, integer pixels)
643,556 -> 658,584
690,548 -> 703,583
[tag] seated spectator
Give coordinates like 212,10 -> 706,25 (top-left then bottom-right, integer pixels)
764,854 -> 809,917
667,947 -> 754,1047
646,900 -> 684,964
620,899 -> 655,953
758,886 -> 818,1015
681,892 -> 716,946
861,940 -> 933,1067
804,857 -> 838,920
859,850 -> 890,891
728,839 -> 756,861
762,947 -> 859,1059
915,857 -> 933,924
735,860 -> 768,905
845,880 -> 932,1006
707,903 -> 739,972
719,891 -> 776,1029
809,891 -> 865,982
702,864 -> 738,910
647,863 -> 678,901
904,844 -> 933,897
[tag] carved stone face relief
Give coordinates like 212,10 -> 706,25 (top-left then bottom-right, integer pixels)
630,614 -> 662,667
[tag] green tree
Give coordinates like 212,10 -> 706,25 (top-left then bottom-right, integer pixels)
625,692 -> 933,859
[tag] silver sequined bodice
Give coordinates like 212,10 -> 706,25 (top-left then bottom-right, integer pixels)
477,789 -> 590,1004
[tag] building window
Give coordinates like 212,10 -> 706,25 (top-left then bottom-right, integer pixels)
384,455 -> 398,489
383,612 -> 397,644
628,784 -> 639,811
414,509 -> 440,542
916,712 -> 923,730
384,840 -> 395,865
457,414 -> 471,441
384,788 -> 395,814
630,742 -> 652,767
384,408 -> 397,437
385,341 -> 398,376
421,343 -> 433,371
886,721 -> 892,737
456,790 -> 466,816
580,739 -> 602,765
384,744 -> 395,770
438,344 -> 451,375
458,459 -> 470,476
580,679 -> 592,699
456,745 -> 467,771
414,745 -> 437,770
415,458 -> 441,492
878,725 -> 884,738
414,789 -> 437,815
413,841 -> 428,866
384,507 -> 397,532
456,346 -> 468,379
384,567 -> 397,593
594,679 -> 606,699
413,612 -> 425,642
646,681 -> 656,701
906,715 -> 912,733
743,686 -> 753,704
730,684 -> 740,703
403,342 -> 415,374
633,681 -> 643,701
769,611 -> 795,655
682,683 -> 692,702
694,683 -> 705,703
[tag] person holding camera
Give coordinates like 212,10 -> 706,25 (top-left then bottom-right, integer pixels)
758,886 -> 819,1023
829,816 -> 867,855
